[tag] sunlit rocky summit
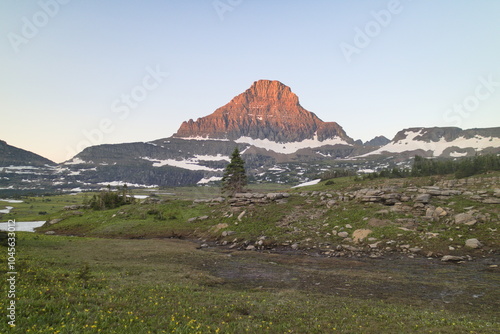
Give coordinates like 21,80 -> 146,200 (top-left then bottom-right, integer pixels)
174,80 -> 354,150
1,80 -> 499,193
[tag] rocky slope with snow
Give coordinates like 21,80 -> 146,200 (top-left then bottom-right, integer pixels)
358,127 -> 500,158
1,80 -> 499,193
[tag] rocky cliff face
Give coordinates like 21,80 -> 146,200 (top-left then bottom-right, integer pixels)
174,80 -> 354,144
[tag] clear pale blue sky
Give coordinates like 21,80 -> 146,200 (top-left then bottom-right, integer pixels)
1,0 -> 499,163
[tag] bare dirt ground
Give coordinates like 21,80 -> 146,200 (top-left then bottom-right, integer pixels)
199,245 -> 500,316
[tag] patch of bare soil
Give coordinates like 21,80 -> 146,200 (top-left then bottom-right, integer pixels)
200,247 -> 500,315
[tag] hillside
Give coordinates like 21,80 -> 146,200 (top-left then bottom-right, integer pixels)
0,140 -> 54,166
360,127 -> 500,158
35,172 -> 500,260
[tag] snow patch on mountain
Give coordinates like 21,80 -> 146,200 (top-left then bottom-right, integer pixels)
292,179 -> 321,188
194,154 -> 230,162
64,157 -> 88,165
142,157 -> 223,171
235,135 -> 351,154
359,129 -> 500,157
97,181 -> 158,188
197,176 -> 223,184
179,136 -> 230,142
449,151 -> 468,158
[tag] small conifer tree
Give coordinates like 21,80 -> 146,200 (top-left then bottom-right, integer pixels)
221,147 -> 247,196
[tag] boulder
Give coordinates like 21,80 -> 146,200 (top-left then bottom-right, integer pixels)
326,200 -> 337,208
434,207 -> 447,217
465,238 -> 482,249
352,229 -> 372,243
47,218 -> 63,225
415,193 -> 431,204
367,218 -> 391,227
441,255 -> 465,262
454,213 -> 476,226
266,193 -> 284,200
482,198 -> 500,204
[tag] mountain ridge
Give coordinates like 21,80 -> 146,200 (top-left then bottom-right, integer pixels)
1,79 -> 499,193
0,140 -> 55,167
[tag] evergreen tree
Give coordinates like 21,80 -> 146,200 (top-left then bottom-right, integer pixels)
221,147 -> 247,196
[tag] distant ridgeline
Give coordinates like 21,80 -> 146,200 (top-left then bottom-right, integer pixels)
1,81 -> 499,193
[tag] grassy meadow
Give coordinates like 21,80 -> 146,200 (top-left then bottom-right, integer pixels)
1,233 -> 499,333
1,175 -> 499,333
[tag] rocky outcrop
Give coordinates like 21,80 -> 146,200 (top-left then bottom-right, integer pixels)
227,192 -> 290,206
174,80 -> 354,144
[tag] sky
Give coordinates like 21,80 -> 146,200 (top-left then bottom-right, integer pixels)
1,0 -> 499,163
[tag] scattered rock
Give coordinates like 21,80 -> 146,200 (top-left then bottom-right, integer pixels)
237,210 -> 246,221
482,198 -> 500,204
342,245 -> 360,252
367,218 -> 390,227
454,213 -> 476,226
441,255 -> 465,262
415,193 -> 431,204
465,238 -> 482,249
337,232 -> 349,238
326,200 -> 337,208
64,205 -> 88,210
434,207 -> 447,217
47,219 -> 63,225
352,229 -> 372,243
246,245 -> 256,251
221,230 -> 236,237
44,231 -> 56,235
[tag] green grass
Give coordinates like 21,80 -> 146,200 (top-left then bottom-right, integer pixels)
0,194 -> 88,222
0,233 -> 498,333
30,176 -> 499,256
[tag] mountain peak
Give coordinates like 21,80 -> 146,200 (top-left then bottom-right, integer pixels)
173,80 -> 353,144
239,80 -> 298,104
